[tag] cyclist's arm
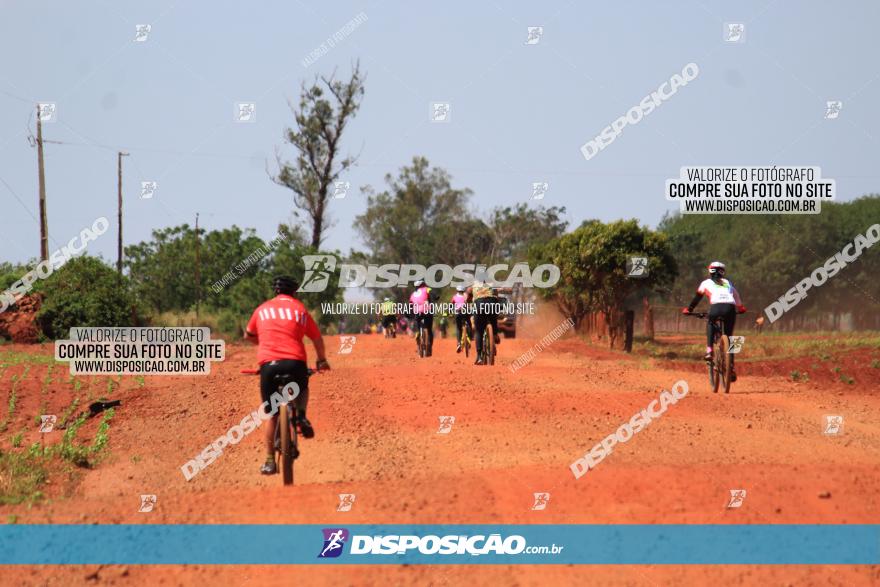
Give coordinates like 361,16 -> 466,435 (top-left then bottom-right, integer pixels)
304,313 -> 328,363
731,283 -> 743,306
243,310 -> 259,344
311,335 -> 327,362
686,291 -> 704,312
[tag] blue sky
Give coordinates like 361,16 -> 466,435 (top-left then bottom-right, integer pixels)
2,0 -> 878,265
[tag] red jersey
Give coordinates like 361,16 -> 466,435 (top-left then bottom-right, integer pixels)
246,294 -> 320,364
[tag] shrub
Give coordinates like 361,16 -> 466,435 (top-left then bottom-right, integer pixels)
33,256 -> 138,338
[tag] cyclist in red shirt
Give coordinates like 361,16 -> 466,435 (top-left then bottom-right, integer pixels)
244,276 -> 329,475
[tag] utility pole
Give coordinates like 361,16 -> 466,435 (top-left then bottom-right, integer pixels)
117,152 -> 129,274
194,213 -> 201,319
36,105 -> 48,262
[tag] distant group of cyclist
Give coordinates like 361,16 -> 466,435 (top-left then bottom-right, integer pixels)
242,261 -> 745,475
377,271 -> 502,365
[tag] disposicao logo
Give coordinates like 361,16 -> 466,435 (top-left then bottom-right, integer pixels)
318,528 -> 349,558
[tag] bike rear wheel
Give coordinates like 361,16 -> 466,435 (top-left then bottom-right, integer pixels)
719,335 -> 732,394
418,326 -> 428,357
485,324 -> 496,366
278,403 -> 295,485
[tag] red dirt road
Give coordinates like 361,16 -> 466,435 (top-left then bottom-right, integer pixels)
2,329 -> 879,586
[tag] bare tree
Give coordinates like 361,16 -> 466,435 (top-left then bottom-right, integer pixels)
273,62 -> 364,249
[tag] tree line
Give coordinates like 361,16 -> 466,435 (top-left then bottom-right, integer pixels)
2,64 -> 877,340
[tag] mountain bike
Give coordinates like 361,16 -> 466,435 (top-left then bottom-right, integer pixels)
685,312 -> 732,393
241,367 -> 316,485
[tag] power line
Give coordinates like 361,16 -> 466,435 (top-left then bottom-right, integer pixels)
0,173 -> 61,249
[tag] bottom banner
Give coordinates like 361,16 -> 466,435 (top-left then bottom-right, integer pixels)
1,525 -> 877,564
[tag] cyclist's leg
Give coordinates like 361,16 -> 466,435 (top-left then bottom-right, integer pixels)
455,313 -> 464,343
259,361 -> 282,465
723,306 -> 737,368
706,304 -> 725,358
489,297 -> 500,344
474,299 -> 488,358
425,314 -> 434,351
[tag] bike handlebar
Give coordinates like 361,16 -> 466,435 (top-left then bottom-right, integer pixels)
684,312 -> 709,319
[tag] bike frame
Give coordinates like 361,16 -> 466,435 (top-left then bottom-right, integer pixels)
242,366 -> 319,485
685,313 -> 732,393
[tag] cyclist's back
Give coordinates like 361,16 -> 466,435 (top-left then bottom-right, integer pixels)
245,276 -> 329,475
249,295 -> 318,365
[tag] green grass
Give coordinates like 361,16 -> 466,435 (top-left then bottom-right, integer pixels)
790,370 -> 810,382
0,366 -> 30,433
0,449 -> 48,505
639,332 -> 880,363
11,432 -> 23,448
58,398 -> 80,429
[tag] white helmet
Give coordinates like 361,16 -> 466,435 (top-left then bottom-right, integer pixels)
414,279 -> 425,288
456,285 -> 466,292
708,261 -> 726,277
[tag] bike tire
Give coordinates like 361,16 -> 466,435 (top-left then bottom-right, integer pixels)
279,403 -> 294,485
710,338 -> 721,394
720,335 -> 732,394
419,327 -> 427,357
486,324 -> 495,366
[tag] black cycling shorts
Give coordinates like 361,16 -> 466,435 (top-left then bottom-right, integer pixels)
259,359 -> 309,414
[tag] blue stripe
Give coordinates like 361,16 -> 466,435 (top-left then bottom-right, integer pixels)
0,525 -> 876,565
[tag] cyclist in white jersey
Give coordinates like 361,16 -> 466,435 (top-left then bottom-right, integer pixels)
682,261 -> 747,381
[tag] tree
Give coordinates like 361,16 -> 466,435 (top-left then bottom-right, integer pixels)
531,220 -> 677,348
273,63 -> 365,248
354,156 -> 481,273
125,224 -> 266,314
487,203 -> 568,263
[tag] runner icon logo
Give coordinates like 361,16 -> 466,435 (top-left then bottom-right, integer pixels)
627,257 -> 649,277
437,416 -> 455,434
728,336 -> 745,354
333,181 -> 350,199
337,494 -> 356,512
141,181 -> 158,199
823,415 -> 844,435
39,415 -> 57,433
134,24 -> 151,42
825,101 -> 843,120
532,182 -> 548,200
299,255 -> 337,292
318,528 -> 350,558
139,494 -> 157,512
525,26 -> 543,45
338,336 -> 356,354
724,23 -> 745,42
727,489 -> 746,509
531,492 -> 550,511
